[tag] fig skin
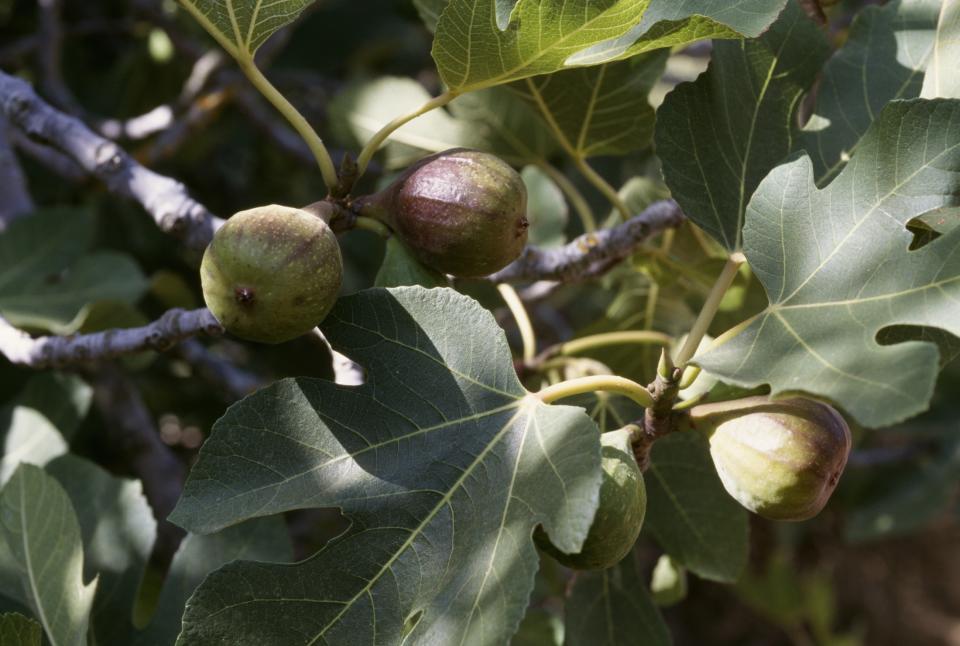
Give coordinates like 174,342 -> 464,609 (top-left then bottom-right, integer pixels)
201,205 -> 342,344
687,396 -> 852,521
535,429 -> 646,570
355,148 -> 528,277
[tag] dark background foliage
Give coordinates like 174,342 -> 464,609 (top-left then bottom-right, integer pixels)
1,0 -> 959,644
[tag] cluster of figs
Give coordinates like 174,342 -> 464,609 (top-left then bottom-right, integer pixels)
199,148 -> 853,572
200,148 -> 529,344
538,396 -> 852,570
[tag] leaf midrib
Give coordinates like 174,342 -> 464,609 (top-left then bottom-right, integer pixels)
206,401 -> 521,510
305,404 -> 530,645
19,475 -> 58,646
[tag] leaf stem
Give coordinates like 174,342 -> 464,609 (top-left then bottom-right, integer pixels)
237,57 -> 339,191
559,331 -> 672,357
536,375 -> 654,408
356,90 -> 459,179
674,252 -> 746,368
573,156 -> 631,220
672,392 -> 707,411
538,161 -> 597,232
353,216 -> 391,237
497,283 -> 537,362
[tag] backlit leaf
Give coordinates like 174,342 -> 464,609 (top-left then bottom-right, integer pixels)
921,0 -> 960,99
177,0 -> 315,60
433,0 -> 788,93
517,52 -> 668,158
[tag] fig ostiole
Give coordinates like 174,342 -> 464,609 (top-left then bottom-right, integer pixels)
354,148 -> 529,278
686,396 -> 852,521
535,428 -> 646,570
201,204 -> 343,344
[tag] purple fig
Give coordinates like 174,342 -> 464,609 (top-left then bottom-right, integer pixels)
356,149 -> 528,277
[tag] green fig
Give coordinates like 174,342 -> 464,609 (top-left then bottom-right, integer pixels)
687,396 -> 852,521
535,429 -> 646,570
200,204 -> 342,344
355,148 -> 528,277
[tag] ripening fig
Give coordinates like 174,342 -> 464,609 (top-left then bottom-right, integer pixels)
686,396 -> 852,521
354,148 -> 528,277
201,204 -> 342,344
535,429 -> 646,570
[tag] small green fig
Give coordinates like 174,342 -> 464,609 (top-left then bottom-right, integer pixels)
535,429 -> 646,570
355,148 -> 528,277
201,204 -> 342,344
687,396 -> 852,521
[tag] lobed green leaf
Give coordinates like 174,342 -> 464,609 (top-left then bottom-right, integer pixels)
177,0 -> 315,59
172,287 -> 603,645
656,1 -> 830,251
432,0 -> 788,93
698,99 -> 960,427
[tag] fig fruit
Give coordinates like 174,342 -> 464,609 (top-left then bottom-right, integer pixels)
687,396 -> 852,521
200,204 -> 342,344
355,148 -> 528,277
535,429 -> 646,570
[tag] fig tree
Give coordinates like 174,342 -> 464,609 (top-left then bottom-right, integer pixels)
355,148 -> 528,277
535,429 -> 646,570
687,396 -> 852,521
201,204 -> 342,344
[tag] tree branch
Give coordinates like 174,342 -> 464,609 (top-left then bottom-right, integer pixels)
175,338 -> 263,399
485,199 -> 685,283
0,308 -> 222,369
8,126 -> 88,182
0,70 -> 222,249
89,365 -> 186,567
0,115 -> 33,229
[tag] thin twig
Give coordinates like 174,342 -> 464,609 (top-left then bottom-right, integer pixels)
485,199 -> 685,283
0,70 -> 222,249
36,0 -> 83,115
0,116 -> 33,229
0,309 -> 223,369
174,339 -> 264,400
8,127 -> 87,182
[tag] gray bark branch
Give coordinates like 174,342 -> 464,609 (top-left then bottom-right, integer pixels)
486,199 -> 685,283
0,115 -> 33,229
0,308 -> 223,369
0,70 -> 222,250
